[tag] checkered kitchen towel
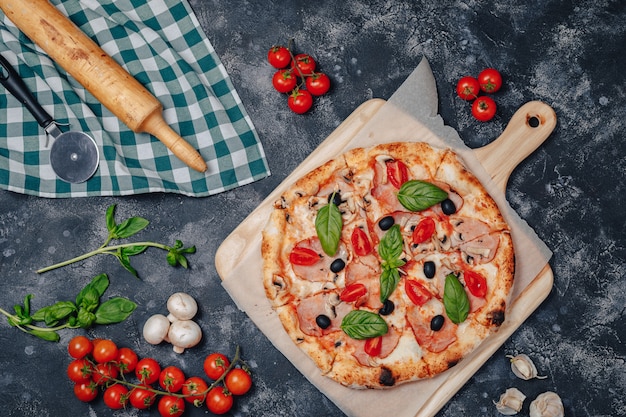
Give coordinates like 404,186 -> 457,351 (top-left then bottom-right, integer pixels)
0,0 -> 270,197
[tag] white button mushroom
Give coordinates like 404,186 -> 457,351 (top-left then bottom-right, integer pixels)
143,314 -> 171,345
168,319 -> 202,353
166,292 -> 198,322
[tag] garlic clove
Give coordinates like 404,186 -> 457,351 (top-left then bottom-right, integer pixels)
529,391 -> 564,417
506,354 -> 547,380
494,387 -> 526,415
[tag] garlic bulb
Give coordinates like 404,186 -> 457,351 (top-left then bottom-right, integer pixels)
506,354 -> 547,380
494,387 -> 526,415
529,391 -> 564,417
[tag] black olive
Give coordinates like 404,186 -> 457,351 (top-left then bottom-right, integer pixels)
430,314 -> 445,331
330,258 -> 346,273
423,261 -> 436,279
378,215 -> 395,230
441,198 -> 456,215
379,299 -> 395,315
316,314 -> 331,329
328,191 -> 342,206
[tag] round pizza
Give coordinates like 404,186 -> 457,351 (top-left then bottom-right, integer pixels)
261,142 -> 514,389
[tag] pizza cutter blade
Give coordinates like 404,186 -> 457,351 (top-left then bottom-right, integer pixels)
0,54 -> 99,183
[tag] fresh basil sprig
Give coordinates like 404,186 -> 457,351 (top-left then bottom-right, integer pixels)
341,310 -> 388,340
0,273 -> 136,342
315,193 -> 343,256
378,224 -> 406,302
443,273 -> 470,324
397,180 -> 448,212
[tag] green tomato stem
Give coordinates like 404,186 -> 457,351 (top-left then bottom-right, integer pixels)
0,307 -> 72,334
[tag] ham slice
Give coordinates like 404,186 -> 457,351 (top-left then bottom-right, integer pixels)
291,237 -> 347,282
406,300 -> 457,353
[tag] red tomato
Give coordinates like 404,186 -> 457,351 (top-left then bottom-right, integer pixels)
67,358 -> 93,383
204,352 -> 231,380
288,89 -> 313,114
456,76 -> 480,101
272,69 -> 298,93
135,357 -> 161,385
464,270 -> 488,297
477,68 -> 502,93
411,217 -> 436,245
158,395 -> 185,417
225,368 -> 252,396
386,160 -> 409,188
129,386 -> 156,410
267,45 -> 292,69
116,347 -> 138,374
290,53 -> 316,76
405,279 -> 432,306
305,72 -> 331,96
73,381 -> 98,402
159,366 -> 186,393
289,246 -> 320,266
472,96 -> 497,122
206,386 -> 234,415
182,376 -> 209,405
364,336 -> 383,357
92,339 -> 118,364
93,362 -> 119,385
340,283 -> 368,303
351,227 -> 372,256
67,335 -> 93,359
103,384 -> 129,409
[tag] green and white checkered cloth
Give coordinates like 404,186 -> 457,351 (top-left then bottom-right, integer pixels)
0,0 -> 270,197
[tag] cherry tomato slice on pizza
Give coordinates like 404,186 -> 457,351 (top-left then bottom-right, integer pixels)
386,160 -> 409,189
351,227 -> 372,256
464,270 -> 487,298
405,279 -> 432,306
340,283 -> 368,303
289,246 -> 320,265
412,217 -> 436,245
364,336 -> 383,357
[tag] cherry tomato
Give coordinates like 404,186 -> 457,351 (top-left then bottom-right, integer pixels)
129,385 -> 157,410
103,384 -> 129,410
471,96 -> 497,122
340,283 -> 368,303
456,76 -> 480,101
289,246 -> 320,266
351,227 -> 372,256
93,362 -> 119,385
159,366 -> 186,393
74,381 -> 98,402
116,347 -> 139,374
267,45 -> 291,69
305,72 -> 331,96
477,68 -> 502,93
405,279 -> 432,306
135,357 -> 161,385
464,270 -> 488,297
272,69 -> 298,93
67,335 -> 93,359
204,353 -> 231,380
386,160 -> 409,189
92,339 -> 118,364
290,53 -> 316,76
364,336 -> 383,357
182,376 -> 209,405
288,89 -> 313,114
67,358 -> 93,383
225,368 -> 252,396
411,217 -> 436,245
158,395 -> 185,417
206,386 -> 234,415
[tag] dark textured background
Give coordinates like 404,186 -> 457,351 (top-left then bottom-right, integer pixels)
1,0 -> 624,416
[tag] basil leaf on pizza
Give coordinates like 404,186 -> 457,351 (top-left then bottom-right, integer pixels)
397,180 -> 448,211
380,264 -> 401,303
443,273 -> 470,324
378,224 -> 403,261
378,224 -> 406,302
315,198 -> 343,256
341,310 -> 388,340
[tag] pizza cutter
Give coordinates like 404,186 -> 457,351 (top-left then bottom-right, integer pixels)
0,54 -> 99,183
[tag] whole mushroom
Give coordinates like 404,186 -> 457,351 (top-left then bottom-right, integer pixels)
142,314 -> 171,345
167,292 -> 198,322
168,319 -> 202,353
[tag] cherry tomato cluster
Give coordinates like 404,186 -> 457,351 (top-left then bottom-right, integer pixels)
66,336 -> 252,416
455,68 -> 503,122
268,43 -> 331,114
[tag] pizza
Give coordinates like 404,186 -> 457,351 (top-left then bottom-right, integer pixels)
261,142 -> 514,389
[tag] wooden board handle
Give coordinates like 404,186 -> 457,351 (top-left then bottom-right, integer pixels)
0,0 -> 207,172
474,101 -> 556,193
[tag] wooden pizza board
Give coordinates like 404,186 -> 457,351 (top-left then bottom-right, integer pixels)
215,98 -> 556,417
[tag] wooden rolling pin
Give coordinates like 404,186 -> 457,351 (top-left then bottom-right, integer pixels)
0,0 -> 207,172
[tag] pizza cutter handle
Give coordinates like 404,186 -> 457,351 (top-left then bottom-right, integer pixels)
0,54 -> 55,130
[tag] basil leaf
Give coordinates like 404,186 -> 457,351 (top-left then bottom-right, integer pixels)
112,216 -> 150,239
379,265 -> 401,303
378,224 -> 403,262
443,273 -> 470,324
120,245 -> 148,257
76,274 -> 109,307
341,310 -> 388,340
76,308 -> 96,329
105,204 -> 116,232
28,328 -> 60,342
43,301 -> 77,326
397,180 -> 448,212
315,200 -> 343,256
117,253 -> 139,278
95,298 -> 137,325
